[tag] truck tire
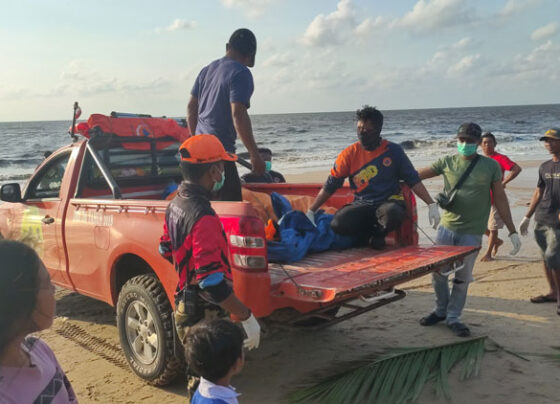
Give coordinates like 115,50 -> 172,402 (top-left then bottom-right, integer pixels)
116,274 -> 184,386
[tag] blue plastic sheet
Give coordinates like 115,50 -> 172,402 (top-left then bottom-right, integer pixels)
267,192 -> 355,263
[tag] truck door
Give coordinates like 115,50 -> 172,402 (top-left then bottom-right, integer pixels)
20,151 -> 72,286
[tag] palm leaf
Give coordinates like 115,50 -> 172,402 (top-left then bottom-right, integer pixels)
523,346 -> 560,364
287,336 -> 488,404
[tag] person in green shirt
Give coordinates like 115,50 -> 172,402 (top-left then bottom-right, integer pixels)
417,122 -> 521,337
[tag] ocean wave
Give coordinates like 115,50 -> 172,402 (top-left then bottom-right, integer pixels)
0,173 -> 32,181
0,158 -> 42,167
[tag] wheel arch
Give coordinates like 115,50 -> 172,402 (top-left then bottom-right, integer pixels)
111,253 -> 154,305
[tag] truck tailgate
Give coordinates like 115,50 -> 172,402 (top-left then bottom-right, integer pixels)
269,245 -> 477,303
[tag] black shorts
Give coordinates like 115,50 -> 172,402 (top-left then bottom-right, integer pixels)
330,200 -> 406,241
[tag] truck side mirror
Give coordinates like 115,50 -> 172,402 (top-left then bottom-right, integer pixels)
1,183 -> 22,203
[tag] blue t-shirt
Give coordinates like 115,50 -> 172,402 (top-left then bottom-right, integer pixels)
191,377 -> 239,404
324,140 -> 421,204
191,56 -> 254,152
191,390 -> 229,404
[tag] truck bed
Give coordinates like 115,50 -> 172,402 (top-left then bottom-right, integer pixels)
269,245 -> 477,303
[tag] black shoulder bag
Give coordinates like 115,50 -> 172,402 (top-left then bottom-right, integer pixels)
435,154 -> 480,210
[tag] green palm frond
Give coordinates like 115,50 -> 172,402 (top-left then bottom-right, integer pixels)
287,336 -> 487,404
525,346 -> 560,364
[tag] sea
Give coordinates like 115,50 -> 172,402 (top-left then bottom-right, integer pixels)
1,104 -> 559,186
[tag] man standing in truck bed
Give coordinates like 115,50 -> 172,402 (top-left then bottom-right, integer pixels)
159,135 -> 260,349
187,28 -> 265,201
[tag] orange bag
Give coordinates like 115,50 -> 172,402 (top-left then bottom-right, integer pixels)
78,114 -> 191,150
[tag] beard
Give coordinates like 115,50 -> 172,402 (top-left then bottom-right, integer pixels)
358,133 -> 382,151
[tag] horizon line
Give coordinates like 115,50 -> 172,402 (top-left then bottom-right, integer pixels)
0,102 -> 559,124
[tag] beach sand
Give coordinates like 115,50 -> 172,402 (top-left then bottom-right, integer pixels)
37,161 -> 560,403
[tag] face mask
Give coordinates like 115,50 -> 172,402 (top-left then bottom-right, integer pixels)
265,161 -> 272,172
212,169 -> 225,192
358,129 -> 382,151
457,141 -> 478,156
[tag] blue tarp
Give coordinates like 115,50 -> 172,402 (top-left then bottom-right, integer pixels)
267,192 -> 355,263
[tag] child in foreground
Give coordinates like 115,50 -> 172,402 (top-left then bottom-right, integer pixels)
185,320 -> 245,404
0,240 -> 78,403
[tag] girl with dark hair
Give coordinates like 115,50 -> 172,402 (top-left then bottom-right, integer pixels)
0,240 -> 78,403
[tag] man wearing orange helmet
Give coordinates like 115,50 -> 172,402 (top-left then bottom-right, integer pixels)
159,134 -> 260,349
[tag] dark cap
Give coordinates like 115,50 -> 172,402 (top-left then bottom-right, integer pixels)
540,128 -> 560,141
228,28 -> 256,56
457,122 -> 482,140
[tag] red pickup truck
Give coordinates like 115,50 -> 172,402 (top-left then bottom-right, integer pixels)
0,115 -> 475,386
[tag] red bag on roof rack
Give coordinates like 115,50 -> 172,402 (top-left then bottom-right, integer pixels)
74,113 -> 191,151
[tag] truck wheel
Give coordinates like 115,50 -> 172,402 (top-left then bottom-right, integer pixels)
116,274 -> 184,386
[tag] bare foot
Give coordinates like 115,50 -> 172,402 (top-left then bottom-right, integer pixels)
492,238 -> 504,256
480,254 -> 494,262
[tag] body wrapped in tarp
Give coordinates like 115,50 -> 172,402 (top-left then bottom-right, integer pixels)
267,192 -> 354,262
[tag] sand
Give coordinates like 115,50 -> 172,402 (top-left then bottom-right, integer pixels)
36,162 -> 560,403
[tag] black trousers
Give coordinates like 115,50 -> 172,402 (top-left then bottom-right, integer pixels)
217,161 -> 242,201
331,200 -> 406,242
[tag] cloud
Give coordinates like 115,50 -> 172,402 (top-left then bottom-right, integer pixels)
155,19 -> 196,33
447,54 -> 481,76
354,16 -> 385,36
396,0 -> 476,34
452,37 -> 471,49
60,60 -> 90,81
262,52 -> 292,68
220,0 -> 276,18
0,86 -> 32,101
531,22 -> 559,41
301,0 -> 356,47
488,40 -> 560,82
58,60 -> 172,97
499,0 -> 541,17
420,40 -> 481,80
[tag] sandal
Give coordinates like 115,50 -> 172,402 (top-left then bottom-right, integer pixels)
448,322 -> 471,337
530,294 -> 557,303
419,312 -> 446,326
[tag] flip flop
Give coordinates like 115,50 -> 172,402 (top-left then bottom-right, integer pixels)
530,294 -> 557,303
448,322 -> 471,337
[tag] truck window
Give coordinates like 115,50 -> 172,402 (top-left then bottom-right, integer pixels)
76,144 -> 182,199
26,152 -> 71,199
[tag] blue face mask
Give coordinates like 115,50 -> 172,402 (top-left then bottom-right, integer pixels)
212,169 -> 225,192
265,161 -> 272,172
457,141 -> 478,156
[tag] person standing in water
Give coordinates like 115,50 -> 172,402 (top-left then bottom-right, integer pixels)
480,132 -> 522,261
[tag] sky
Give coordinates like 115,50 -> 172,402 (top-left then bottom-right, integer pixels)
0,0 -> 559,121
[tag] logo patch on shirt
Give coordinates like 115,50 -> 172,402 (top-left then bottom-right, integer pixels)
383,157 -> 392,167
353,164 -> 378,191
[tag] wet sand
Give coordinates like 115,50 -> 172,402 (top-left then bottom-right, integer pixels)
37,163 -> 560,403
